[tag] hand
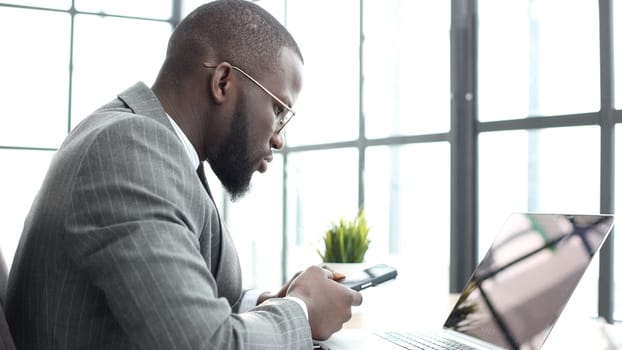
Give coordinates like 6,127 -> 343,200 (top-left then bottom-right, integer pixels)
257,267 -> 346,304
320,264 -> 346,282
257,270 -> 303,305
286,265 -> 363,340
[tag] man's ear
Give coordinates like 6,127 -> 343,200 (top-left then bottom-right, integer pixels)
209,63 -> 234,105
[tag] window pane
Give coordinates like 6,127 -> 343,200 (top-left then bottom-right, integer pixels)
365,143 -> 450,296
184,0 -> 288,19
255,0 -> 286,24
479,0 -> 599,121
182,0 -> 204,17
0,150 -> 54,269
182,0 -> 286,39
0,8 -> 70,148
1,1 -> 69,9
479,126 -> 600,318
363,0 -> 450,138
614,126 -> 622,320
479,127 -> 600,251
615,0 -> 622,109
225,155 -> 284,290
75,0 -> 171,20
71,15 -> 170,127
285,149 -> 359,275
284,0 -> 360,146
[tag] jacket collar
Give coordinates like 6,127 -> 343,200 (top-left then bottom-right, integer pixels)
117,82 -> 173,133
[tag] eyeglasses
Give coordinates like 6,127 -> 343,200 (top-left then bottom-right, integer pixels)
203,63 -> 296,135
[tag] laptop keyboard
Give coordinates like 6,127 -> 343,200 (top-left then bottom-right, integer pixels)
379,331 -> 478,350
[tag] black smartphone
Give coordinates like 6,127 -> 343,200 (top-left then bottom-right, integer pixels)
340,264 -> 398,291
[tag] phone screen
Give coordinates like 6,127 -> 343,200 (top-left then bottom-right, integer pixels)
341,264 -> 398,291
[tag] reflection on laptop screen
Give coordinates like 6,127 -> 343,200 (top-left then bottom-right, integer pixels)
443,213 -> 614,350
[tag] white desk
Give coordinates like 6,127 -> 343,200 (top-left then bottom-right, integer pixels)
319,277 -> 619,349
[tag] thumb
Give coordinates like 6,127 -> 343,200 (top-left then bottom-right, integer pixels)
351,290 -> 363,306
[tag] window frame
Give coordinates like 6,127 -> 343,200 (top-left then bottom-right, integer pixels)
1,0 -> 618,324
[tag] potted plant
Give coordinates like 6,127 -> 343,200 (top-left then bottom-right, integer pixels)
317,210 -> 371,272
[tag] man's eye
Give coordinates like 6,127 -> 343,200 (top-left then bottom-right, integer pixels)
274,103 -> 285,117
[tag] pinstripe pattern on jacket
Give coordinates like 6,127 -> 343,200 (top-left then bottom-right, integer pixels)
6,82 -> 312,349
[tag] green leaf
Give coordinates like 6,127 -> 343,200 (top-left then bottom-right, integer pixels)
318,210 -> 371,263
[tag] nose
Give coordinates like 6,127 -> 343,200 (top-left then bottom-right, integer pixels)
270,131 -> 285,150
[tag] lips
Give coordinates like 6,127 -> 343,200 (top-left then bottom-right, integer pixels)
257,154 -> 273,173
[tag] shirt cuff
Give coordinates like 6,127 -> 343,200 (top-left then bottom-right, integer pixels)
240,290 -> 309,321
239,289 -> 265,313
283,296 -> 309,320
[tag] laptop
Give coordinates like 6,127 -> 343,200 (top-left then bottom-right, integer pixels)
318,213 -> 615,350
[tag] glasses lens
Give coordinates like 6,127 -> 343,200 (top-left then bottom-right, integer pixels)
275,110 -> 294,134
284,110 -> 294,125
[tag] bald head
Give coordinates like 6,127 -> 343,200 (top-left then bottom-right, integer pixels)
162,0 -> 303,82
152,0 -> 304,190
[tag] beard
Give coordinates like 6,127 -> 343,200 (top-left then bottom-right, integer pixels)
210,98 -> 254,201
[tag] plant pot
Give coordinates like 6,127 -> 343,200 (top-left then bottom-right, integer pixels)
323,262 -> 370,275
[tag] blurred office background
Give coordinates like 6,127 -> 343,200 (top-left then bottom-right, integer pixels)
0,0 -> 620,323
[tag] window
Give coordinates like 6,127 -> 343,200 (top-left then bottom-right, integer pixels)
479,0 -> 600,121
365,143 -> 450,293
0,7 -> 70,149
1,0 -> 618,322
285,0 -> 360,146
0,2 -> 173,268
478,0 -> 619,321
226,0 -> 451,295
364,0 -> 450,137
71,15 -> 169,127
75,0 -> 171,19
285,149 -> 360,274
479,127 -> 601,317
479,127 -> 600,251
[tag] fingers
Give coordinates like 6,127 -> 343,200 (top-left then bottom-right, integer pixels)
351,289 -> 363,306
318,265 -> 334,278
318,264 -> 346,281
317,266 -> 363,306
332,271 -> 346,281
287,265 -> 364,341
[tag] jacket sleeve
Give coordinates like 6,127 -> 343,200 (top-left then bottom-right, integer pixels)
64,115 -> 312,349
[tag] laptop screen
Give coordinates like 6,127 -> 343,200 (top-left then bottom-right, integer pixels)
443,213 -> 614,350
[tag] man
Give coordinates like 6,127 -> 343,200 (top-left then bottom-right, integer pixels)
5,1 -> 362,348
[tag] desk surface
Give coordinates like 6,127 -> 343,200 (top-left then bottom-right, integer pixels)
320,276 -> 619,349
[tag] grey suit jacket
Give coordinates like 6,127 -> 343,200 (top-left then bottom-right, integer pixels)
6,82 -> 312,349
